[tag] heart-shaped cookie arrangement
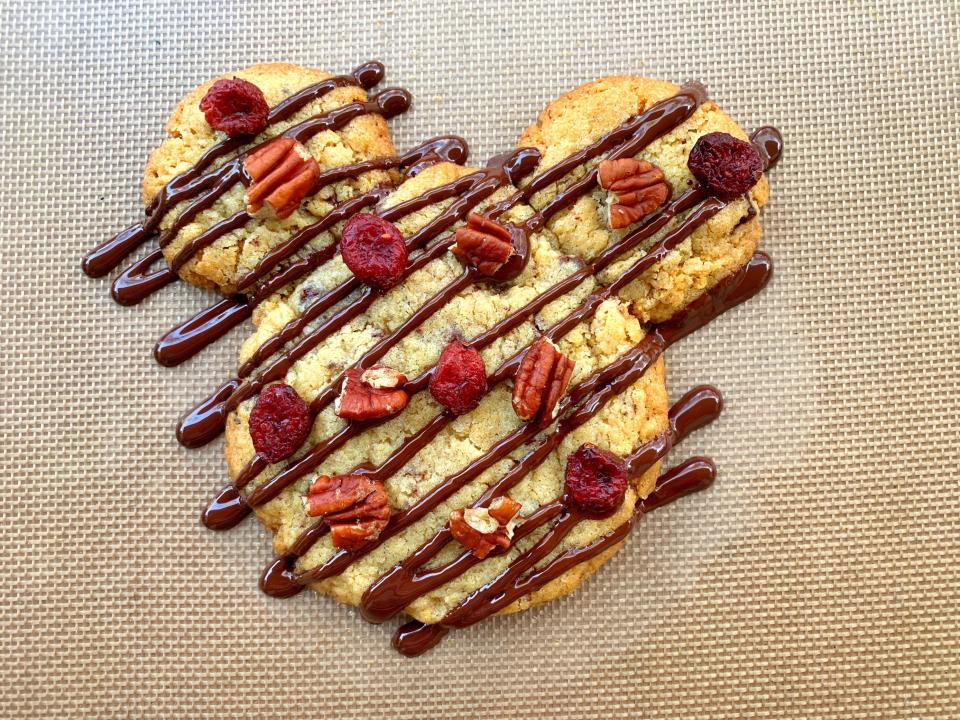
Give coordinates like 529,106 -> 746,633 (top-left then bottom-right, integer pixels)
83,60 -> 782,656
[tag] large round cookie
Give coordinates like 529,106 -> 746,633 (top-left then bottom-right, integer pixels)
142,63 -> 399,293
225,158 -> 669,623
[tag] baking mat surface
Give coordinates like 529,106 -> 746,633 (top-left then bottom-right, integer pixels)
1,0 -> 958,717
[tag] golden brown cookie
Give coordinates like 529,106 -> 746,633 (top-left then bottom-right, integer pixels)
519,76 -> 769,322
225,159 -> 669,622
143,63 -> 399,293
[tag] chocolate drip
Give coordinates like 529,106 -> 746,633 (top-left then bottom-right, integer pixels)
394,456 -> 717,656
750,126 -> 784,171
81,62 -> 383,278
361,385 -> 723,624
110,249 -> 177,306
392,621 -> 449,656
201,484 -> 249,530
154,298 -> 252,368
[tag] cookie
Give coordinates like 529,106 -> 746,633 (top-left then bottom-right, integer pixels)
142,62 -> 401,294
519,76 -> 770,321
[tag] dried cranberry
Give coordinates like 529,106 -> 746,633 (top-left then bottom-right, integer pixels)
199,78 -> 269,137
429,341 -> 488,415
564,443 -> 628,517
687,132 -> 762,201
248,383 -> 312,463
339,214 -> 407,290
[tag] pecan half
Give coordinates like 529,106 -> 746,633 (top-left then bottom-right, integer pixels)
304,474 -> 392,551
512,337 -> 575,423
597,158 -> 671,229
453,214 -> 516,276
449,496 -> 522,559
243,137 -> 321,219
334,365 -> 409,421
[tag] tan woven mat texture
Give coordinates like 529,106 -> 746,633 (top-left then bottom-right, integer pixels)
2,0 -> 958,717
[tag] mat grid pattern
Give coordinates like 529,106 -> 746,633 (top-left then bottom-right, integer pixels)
1,0 -> 958,717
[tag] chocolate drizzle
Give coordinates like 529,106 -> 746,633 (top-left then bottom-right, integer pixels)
177,85 -> 710,456
83,67 -> 783,655
81,61 -> 386,279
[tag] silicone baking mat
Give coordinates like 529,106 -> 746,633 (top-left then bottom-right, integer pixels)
2,0 -> 957,717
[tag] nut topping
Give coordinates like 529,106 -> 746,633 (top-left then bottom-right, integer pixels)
512,337 -> 575,424
304,474 -> 391,551
449,496 -> 522,559
597,158 -> 671,229
453,214 -> 516,276
242,137 -> 321,219
335,365 -> 409,421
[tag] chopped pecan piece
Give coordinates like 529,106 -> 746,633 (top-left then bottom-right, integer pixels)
449,496 -> 522,559
334,365 -> 409,421
242,137 -> 321,219
597,158 -> 671,230
512,337 -> 575,423
304,474 -> 392,551
453,214 -> 516,276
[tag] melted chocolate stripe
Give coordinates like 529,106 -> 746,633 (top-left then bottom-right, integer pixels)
361,385 -> 723,623
260,251 -> 771,599
110,249 -> 177,306
153,298 -> 253,368
393,456 -> 717,656
169,211 -> 250,272
157,166 -> 244,250
82,63 -> 382,278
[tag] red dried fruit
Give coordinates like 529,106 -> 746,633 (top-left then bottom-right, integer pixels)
428,341 -> 488,415
564,443 -> 629,517
199,78 -> 269,137
339,214 -> 408,290
248,383 -> 312,463
687,132 -> 763,201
